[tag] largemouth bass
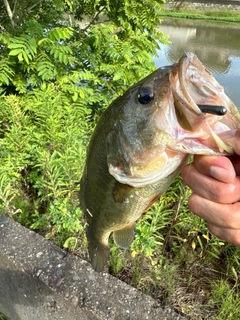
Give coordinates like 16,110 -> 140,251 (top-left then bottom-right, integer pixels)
80,52 -> 240,272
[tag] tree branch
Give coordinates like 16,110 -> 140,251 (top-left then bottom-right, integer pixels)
83,7 -> 106,31
27,0 -> 44,14
12,0 -> 18,17
3,0 -> 15,28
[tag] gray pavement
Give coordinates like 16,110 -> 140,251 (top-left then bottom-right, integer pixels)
0,215 -> 187,320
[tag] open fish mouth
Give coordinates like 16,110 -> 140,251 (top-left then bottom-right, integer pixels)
171,52 -> 238,155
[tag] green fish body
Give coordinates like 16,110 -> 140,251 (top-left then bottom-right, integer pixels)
80,52 -> 240,272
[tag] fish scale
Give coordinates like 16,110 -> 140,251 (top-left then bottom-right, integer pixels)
80,52 -> 240,272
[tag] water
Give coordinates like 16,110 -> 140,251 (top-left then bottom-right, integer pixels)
154,18 -> 240,107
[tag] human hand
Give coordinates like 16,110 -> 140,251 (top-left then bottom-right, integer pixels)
182,129 -> 240,245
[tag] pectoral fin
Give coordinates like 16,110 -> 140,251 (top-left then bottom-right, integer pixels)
113,224 -> 135,249
112,181 -> 134,203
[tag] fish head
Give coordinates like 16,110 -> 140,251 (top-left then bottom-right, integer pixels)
107,52 -> 240,187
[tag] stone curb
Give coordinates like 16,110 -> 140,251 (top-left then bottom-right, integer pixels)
0,215 -> 187,320
165,0 -> 240,11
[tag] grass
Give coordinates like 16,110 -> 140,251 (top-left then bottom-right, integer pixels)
1,107 -> 240,319
161,3 -> 240,23
2,118 -> 239,320
105,175 -> 240,319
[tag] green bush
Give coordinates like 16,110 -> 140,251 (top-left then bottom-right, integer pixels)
0,0 -> 168,255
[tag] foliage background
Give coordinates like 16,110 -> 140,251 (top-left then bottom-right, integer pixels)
0,0 -> 167,242
1,1 -> 240,319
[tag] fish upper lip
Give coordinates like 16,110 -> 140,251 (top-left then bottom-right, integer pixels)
171,55 -> 205,133
178,53 -> 201,115
170,52 -> 234,154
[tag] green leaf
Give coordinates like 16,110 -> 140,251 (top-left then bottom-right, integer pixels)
113,70 -> 124,81
22,50 -> 30,64
0,73 -> 10,85
8,43 -> 25,49
28,39 -> 37,55
72,92 -> 78,102
9,49 -> 24,56
64,0 -> 73,11
18,52 -> 23,61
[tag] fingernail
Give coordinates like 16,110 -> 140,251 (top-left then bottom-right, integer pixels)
209,166 -> 234,183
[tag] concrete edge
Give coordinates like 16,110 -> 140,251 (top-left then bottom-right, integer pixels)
0,214 -> 187,320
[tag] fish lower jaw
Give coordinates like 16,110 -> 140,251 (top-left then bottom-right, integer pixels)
173,141 -> 232,156
173,125 -> 234,155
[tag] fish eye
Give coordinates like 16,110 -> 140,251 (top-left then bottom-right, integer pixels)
137,87 -> 154,105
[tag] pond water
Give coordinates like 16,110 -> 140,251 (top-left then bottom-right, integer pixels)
154,17 -> 240,107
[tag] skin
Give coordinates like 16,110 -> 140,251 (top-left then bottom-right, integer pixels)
182,129 -> 240,245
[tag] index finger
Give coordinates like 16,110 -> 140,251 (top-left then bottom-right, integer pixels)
192,155 -> 236,183
188,193 -> 240,230
182,162 -> 240,203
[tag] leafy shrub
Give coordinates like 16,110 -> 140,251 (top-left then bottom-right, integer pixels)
0,0 -> 168,249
